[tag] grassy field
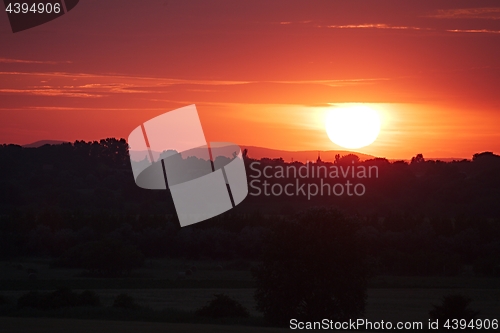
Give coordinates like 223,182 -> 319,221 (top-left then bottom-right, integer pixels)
2,258 -> 500,290
367,288 -> 500,322
0,258 -> 254,280
0,317 -> 293,333
1,258 -> 499,328
1,288 -> 499,320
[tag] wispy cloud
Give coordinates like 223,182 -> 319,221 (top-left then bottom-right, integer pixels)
0,71 -> 250,86
325,24 -> 428,31
428,7 -> 500,20
278,20 -> 312,25
281,21 -> 500,37
446,29 -> 500,34
0,89 -> 101,98
267,78 -> 391,87
0,71 -> 252,98
0,106 -> 168,111
0,58 -> 71,64
0,71 -> 391,99
276,21 -> 429,31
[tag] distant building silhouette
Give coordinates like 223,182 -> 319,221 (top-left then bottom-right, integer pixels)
316,151 -> 323,164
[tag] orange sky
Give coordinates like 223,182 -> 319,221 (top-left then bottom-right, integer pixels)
1,0 -> 500,159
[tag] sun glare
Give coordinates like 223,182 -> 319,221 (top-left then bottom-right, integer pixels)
325,105 -> 381,149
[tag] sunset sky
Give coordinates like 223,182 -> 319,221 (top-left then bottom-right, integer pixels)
1,0 -> 499,159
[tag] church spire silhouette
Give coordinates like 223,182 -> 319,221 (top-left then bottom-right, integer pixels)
316,151 -> 322,163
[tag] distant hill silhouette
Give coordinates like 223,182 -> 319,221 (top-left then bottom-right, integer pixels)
22,140 -> 376,162
19,140 -> 468,162
23,140 -> 69,148
241,145 -> 376,163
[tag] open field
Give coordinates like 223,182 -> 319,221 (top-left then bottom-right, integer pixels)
0,318 -> 293,333
367,288 -> 500,322
0,258 -> 254,282
1,258 -> 499,327
1,288 -> 498,322
2,258 -> 500,290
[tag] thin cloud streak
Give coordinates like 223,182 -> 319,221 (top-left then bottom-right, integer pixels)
325,24 -> 429,31
0,89 -> 101,98
0,71 -> 389,87
446,29 -> 500,34
268,78 -> 392,87
428,7 -> 500,20
279,20 -> 500,36
0,71 -> 394,98
0,71 -> 251,86
276,20 -> 431,31
0,58 -> 71,64
0,106 -> 168,111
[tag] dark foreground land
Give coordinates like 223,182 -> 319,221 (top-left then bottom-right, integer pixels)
1,142 -> 499,331
0,259 -> 499,330
0,317 -> 293,333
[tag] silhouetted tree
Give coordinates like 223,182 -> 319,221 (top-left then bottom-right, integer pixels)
429,294 -> 480,330
338,154 -> 360,164
411,153 -> 425,164
472,151 -> 500,162
253,208 -> 367,326
195,294 -> 249,318
17,288 -> 100,309
113,293 -> 140,309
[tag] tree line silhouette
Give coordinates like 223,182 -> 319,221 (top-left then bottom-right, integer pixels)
0,139 -> 499,278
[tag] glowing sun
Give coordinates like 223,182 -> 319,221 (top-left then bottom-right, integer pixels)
325,105 -> 381,149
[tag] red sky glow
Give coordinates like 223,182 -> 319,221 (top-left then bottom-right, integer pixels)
1,0 -> 500,159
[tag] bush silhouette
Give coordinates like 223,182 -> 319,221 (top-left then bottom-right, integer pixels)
429,294 -> 480,329
56,238 -> 144,277
195,294 -> 249,318
113,293 -> 139,310
78,290 -> 101,307
46,287 -> 79,308
474,255 -> 500,277
253,208 -> 367,326
17,288 -> 101,310
17,291 -> 41,309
